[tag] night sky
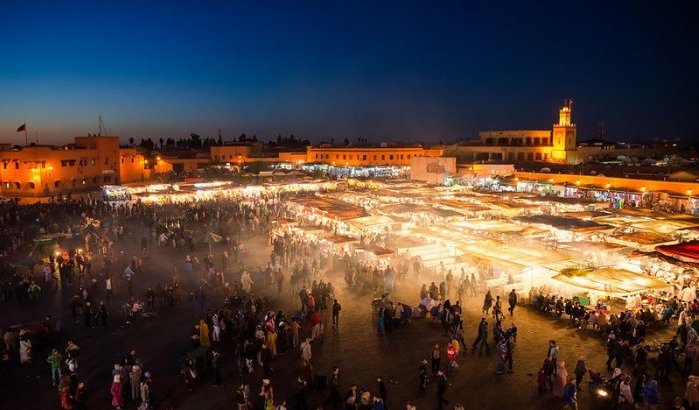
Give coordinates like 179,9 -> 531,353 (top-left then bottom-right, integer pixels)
1,1 -> 697,145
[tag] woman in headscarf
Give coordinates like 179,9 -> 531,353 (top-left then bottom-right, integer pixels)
552,360 -> 568,397
199,319 -> 211,347
619,375 -> 634,406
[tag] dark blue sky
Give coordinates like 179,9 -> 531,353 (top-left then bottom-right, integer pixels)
1,1 -> 697,144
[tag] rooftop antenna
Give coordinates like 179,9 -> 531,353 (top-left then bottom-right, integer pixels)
98,115 -> 111,136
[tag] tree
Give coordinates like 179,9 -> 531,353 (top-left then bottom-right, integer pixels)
189,133 -> 202,149
129,137 -> 134,146
343,138 -> 349,146
217,135 -> 223,146
159,138 -> 164,148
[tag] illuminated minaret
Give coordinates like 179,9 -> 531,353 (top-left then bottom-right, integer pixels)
552,99 -> 577,163
558,99 -> 572,126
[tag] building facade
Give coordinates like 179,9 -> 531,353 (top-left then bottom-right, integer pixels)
0,136 -> 148,197
306,146 -> 443,167
444,101 -> 578,164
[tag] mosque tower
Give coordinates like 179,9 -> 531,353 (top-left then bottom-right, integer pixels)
552,99 -> 577,163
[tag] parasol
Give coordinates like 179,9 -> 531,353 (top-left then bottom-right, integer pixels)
201,231 -> 223,255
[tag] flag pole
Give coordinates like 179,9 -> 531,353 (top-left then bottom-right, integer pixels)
24,126 -> 28,146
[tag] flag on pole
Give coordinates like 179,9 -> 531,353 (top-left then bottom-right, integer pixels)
16,123 -> 26,132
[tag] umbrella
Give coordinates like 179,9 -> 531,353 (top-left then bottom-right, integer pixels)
201,231 -> 223,255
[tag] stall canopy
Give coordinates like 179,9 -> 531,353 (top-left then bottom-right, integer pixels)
607,231 -> 677,251
632,220 -> 699,235
656,241 -> 699,263
347,215 -> 397,230
517,215 -> 611,232
551,267 -> 672,297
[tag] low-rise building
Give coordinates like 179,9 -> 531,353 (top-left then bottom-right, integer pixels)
0,135 -> 148,197
444,100 -> 578,164
306,145 -> 443,167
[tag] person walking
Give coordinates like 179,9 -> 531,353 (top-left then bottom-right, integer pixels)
332,299 -> 341,328
418,358 -> 429,393
472,318 -> 490,355
493,296 -> 502,321
508,289 -> 517,316
482,291 -> 493,315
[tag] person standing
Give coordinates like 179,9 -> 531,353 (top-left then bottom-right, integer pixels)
332,299 -> 341,328
74,382 -> 86,410
436,370 -> 449,410
377,376 -> 387,408
377,309 -> 385,335
643,380 -> 660,410
472,318 -> 489,355
505,337 -> 514,374
552,361 -> 568,397
562,378 -> 578,410
548,340 -> 559,372
508,289 -> 517,316
300,338 -> 312,366
418,358 -> 429,393
47,348 -> 63,387
111,375 -> 124,409
291,319 -> 300,349
327,366 -> 341,408
129,364 -> 142,402
19,332 -> 32,365
431,344 -> 441,375
573,356 -> 587,389
106,276 -> 113,301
